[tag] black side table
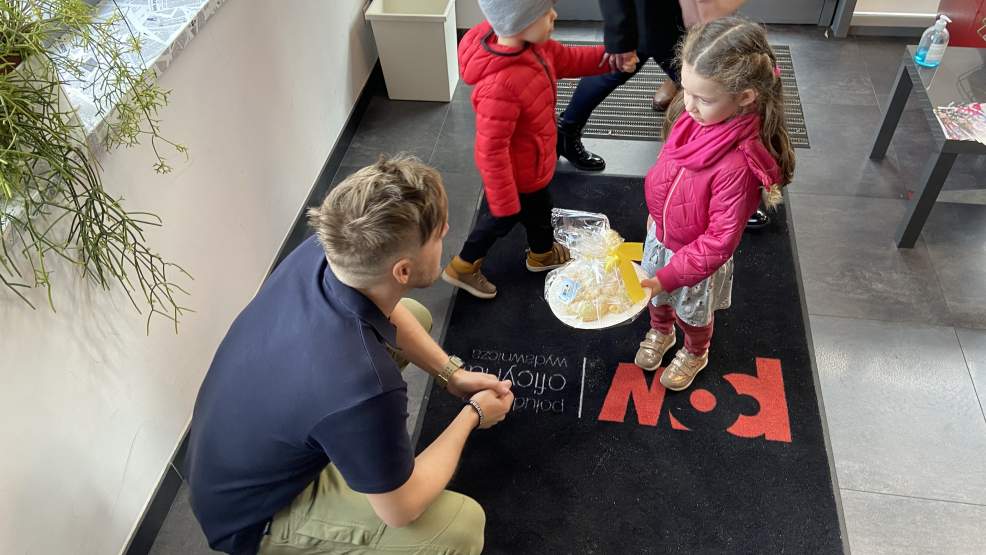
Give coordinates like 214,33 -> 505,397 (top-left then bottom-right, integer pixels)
869,46 -> 986,248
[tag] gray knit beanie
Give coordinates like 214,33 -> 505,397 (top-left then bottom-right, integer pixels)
478,0 -> 555,38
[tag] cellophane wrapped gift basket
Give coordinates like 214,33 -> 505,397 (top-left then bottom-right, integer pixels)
544,209 -> 651,329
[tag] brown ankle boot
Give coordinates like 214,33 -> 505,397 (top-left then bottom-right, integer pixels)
442,256 -> 497,299
526,243 -> 571,272
652,80 -> 679,112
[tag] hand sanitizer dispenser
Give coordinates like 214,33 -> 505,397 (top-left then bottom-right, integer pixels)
915,15 -> 952,68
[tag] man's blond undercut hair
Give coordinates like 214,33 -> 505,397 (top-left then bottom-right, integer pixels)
307,154 -> 448,287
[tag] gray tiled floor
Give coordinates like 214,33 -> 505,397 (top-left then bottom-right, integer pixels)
811,316 -> 986,505
557,137 -> 661,177
151,23 -> 986,554
149,486 -> 209,555
841,489 -> 986,555
790,193 -> 951,325
772,24 -> 986,554
957,329 -> 986,417
789,105 -> 911,199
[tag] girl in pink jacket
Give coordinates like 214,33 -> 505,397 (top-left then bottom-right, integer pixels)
634,17 -> 795,391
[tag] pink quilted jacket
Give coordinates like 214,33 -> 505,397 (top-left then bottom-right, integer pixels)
645,112 -> 781,292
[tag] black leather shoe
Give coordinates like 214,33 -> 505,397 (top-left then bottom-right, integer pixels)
557,119 -> 605,172
746,209 -> 770,230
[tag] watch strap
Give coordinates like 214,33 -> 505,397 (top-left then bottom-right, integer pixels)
437,355 -> 463,389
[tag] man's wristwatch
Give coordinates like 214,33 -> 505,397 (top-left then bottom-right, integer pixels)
436,355 -> 463,390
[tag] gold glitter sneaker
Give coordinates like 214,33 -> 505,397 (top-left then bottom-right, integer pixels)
634,328 -> 676,371
660,348 -> 709,391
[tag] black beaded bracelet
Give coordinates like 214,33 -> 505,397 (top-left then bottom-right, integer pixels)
466,399 -> 484,428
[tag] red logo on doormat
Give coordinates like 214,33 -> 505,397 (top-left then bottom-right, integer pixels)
597,358 -> 792,442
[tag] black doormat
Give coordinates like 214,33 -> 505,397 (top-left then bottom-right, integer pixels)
556,43 -> 809,148
416,174 -> 842,553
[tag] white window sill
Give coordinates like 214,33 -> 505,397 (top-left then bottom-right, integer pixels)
2,0 -> 227,233
57,0 -> 228,139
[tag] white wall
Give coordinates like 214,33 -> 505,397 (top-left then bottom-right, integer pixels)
855,0 -> 940,14
853,0 -> 941,27
0,1 -> 377,553
456,0 -> 484,27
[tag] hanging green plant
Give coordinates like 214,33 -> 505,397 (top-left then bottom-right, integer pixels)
1,0 -> 189,332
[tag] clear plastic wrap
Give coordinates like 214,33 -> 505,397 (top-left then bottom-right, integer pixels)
544,209 -> 650,329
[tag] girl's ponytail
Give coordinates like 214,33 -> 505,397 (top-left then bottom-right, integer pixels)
759,63 -> 794,207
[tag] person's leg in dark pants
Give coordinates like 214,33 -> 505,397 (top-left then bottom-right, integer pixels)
656,60 -> 680,84
517,188 -> 554,254
557,57 -> 648,172
651,42 -> 682,112
559,65 -> 640,128
518,188 -> 572,272
458,197 -> 520,264
652,58 -> 681,110
443,196 -> 519,299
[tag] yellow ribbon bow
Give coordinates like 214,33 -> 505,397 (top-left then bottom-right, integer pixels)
604,241 -> 645,303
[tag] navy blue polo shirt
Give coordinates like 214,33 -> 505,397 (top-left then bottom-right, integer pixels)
185,235 -> 415,554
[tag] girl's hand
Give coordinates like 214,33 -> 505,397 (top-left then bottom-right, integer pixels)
640,276 -> 664,299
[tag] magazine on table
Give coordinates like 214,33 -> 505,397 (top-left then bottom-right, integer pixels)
934,102 -> 986,144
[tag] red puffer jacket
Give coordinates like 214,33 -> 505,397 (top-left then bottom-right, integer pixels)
646,112 -> 782,292
459,21 -> 607,217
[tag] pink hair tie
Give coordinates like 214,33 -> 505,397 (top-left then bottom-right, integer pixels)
773,65 -> 782,78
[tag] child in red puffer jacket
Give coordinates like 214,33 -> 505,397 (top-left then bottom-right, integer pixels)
634,17 -> 796,391
442,0 -> 630,300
